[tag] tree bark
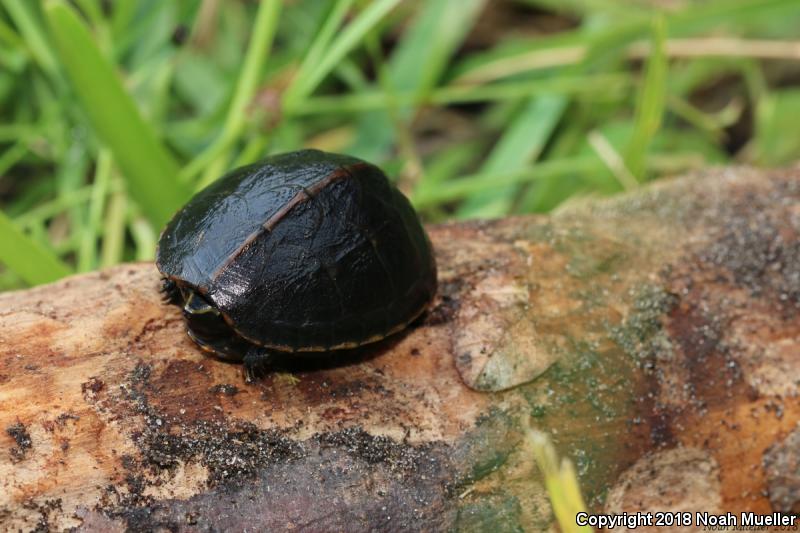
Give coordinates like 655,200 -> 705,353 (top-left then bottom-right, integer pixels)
1,168 -> 798,531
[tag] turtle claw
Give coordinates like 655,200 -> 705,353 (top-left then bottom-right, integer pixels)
160,278 -> 182,306
243,365 -> 257,384
242,348 -> 274,384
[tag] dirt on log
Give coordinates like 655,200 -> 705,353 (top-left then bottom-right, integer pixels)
0,167 -> 798,531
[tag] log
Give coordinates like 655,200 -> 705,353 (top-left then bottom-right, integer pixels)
0,167 -> 798,531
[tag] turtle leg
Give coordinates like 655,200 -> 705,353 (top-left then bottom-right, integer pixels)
160,278 -> 182,306
242,346 -> 275,383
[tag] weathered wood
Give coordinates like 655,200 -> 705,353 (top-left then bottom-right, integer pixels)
1,168 -> 798,531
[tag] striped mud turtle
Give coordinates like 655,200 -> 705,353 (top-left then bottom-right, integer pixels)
156,150 -> 437,379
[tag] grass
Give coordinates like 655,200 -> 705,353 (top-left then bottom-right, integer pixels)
181,0 -> 281,187
45,0 -> 189,227
527,428 -> 592,533
1,0 -> 799,292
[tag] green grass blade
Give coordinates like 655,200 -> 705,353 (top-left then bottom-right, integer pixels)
348,0 -> 486,161
292,74 -> 629,115
389,0 -> 486,98
1,0 -> 58,76
413,156 -> 603,208
624,14 -> 667,180
293,0 -> 356,93
667,0 -> 797,35
0,15 -> 25,49
130,211 -> 157,261
526,429 -> 592,533
100,191 -> 126,268
44,0 -> 189,228
182,0 -> 282,187
0,141 -> 28,177
109,0 -> 137,43
457,94 -> 568,218
14,185 -> 108,228
283,0 -> 403,109
451,0 -> 792,86
0,209 -> 71,285
753,88 -> 800,165
77,149 -> 113,272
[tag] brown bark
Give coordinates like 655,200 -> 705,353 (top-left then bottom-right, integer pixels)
0,167 -> 798,531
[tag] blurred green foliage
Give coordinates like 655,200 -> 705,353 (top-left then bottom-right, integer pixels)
1,0 -> 800,289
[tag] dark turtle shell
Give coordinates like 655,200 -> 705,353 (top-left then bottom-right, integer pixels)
156,150 -> 437,355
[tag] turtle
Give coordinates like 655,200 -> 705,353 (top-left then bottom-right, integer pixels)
156,149 -> 437,380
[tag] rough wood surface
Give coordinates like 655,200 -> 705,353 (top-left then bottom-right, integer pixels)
0,168 -> 798,531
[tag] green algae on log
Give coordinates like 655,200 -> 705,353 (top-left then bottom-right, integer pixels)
0,168 -> 798,531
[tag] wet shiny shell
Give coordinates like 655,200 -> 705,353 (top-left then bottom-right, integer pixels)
156,150 -> 437,352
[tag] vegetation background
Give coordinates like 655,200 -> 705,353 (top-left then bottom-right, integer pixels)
1,0 -> 800,291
